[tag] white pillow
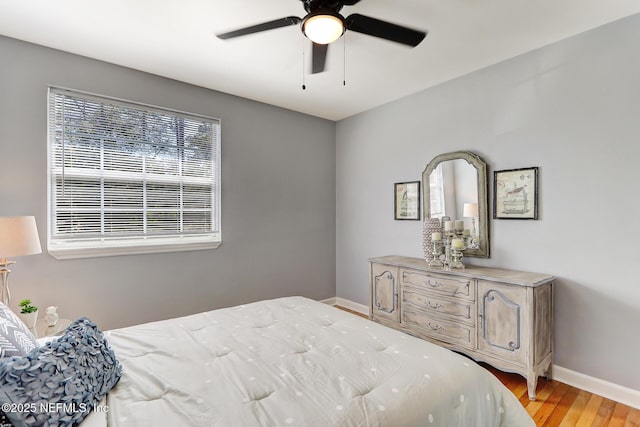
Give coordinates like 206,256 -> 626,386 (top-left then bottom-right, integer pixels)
0,302 -> 38,357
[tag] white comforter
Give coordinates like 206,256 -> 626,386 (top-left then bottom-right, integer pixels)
87,296 -> 534,426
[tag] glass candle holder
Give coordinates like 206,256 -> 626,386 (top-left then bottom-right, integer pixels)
450,247 -> 465,269
428,241 -> 444,268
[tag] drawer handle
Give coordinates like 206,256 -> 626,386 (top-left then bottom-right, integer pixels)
427,322 -> 443,331
427,280 -> 444,288
427,301 -> 443,309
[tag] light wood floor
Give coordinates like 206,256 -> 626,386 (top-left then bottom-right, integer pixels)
487,366 -> 640,426
335,306 -> 640,426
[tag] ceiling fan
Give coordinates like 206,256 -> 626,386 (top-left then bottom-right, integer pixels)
216,0 -> 427,74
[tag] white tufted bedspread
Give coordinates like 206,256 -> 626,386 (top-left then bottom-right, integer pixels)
86,296 -> 534,426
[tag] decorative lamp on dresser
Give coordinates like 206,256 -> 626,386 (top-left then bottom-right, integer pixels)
369,255 -> 554,400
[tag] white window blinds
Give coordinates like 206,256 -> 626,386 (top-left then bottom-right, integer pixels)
47,87 -> 221,259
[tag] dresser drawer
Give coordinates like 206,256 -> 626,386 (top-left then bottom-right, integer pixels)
402,287 -> 475,325
400,269 -> 475,301
402,308 -> 476,349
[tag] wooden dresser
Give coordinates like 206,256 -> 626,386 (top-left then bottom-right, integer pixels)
369,255 -> 554,400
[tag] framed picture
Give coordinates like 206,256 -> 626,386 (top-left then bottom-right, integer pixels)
394,181 -> 421,220
493,167 -> 538,220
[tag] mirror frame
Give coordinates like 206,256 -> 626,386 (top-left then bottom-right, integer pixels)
422,151 -> 490,258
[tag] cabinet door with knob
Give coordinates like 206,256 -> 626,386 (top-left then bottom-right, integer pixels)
370,263 -> 400,323
477,280 -> 529,366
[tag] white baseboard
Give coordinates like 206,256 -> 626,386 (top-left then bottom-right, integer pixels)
334,297 -> 369,315
320,297 -> 369,316
319,297 -> 336,306
320,297 -> 369,315
322,296 -> 640,410
552,365 -> 640,409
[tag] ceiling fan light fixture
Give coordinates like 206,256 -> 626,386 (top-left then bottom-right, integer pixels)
302,13 -> 345,44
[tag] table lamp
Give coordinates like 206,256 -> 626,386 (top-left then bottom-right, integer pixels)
0,216 -> 42,307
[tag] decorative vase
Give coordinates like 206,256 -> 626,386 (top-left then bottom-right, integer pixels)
422,218 -> 441,263
45,306 -> 59,327
19,310 -> 38,329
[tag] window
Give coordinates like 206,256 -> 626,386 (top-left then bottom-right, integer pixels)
429,163 -> 446,218
47,87 -> 221,259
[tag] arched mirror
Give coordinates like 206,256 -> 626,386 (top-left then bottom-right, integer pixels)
422,151 -> 489,258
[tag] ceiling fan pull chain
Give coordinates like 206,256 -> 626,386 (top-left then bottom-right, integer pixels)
343,32 -> 347,86
302,36 -> 307,90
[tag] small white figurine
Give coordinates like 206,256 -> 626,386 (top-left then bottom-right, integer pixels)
45,306 -> 59,327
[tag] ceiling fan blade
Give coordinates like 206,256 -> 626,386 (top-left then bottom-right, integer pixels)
217,16 -> 301,40
311,43 -> 328,74
342,0 -> 362,5
345,13 -> 427,47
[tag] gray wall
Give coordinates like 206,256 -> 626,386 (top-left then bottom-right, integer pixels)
336,14 -> 640,390
0,36 -> 336,330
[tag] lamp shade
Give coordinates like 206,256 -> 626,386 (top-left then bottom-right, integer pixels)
0,216 -> 42,259
302,13 -> 345,44
463,203 -> 478,218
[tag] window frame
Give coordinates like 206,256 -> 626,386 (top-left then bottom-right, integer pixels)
429,163 -> 446,218
46,86 -> 222,260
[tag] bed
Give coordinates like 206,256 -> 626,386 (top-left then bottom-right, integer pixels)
76,296 -> 533,426
0,297 -> 535,427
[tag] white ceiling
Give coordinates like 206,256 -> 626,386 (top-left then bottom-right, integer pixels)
2,0 -> 640,121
